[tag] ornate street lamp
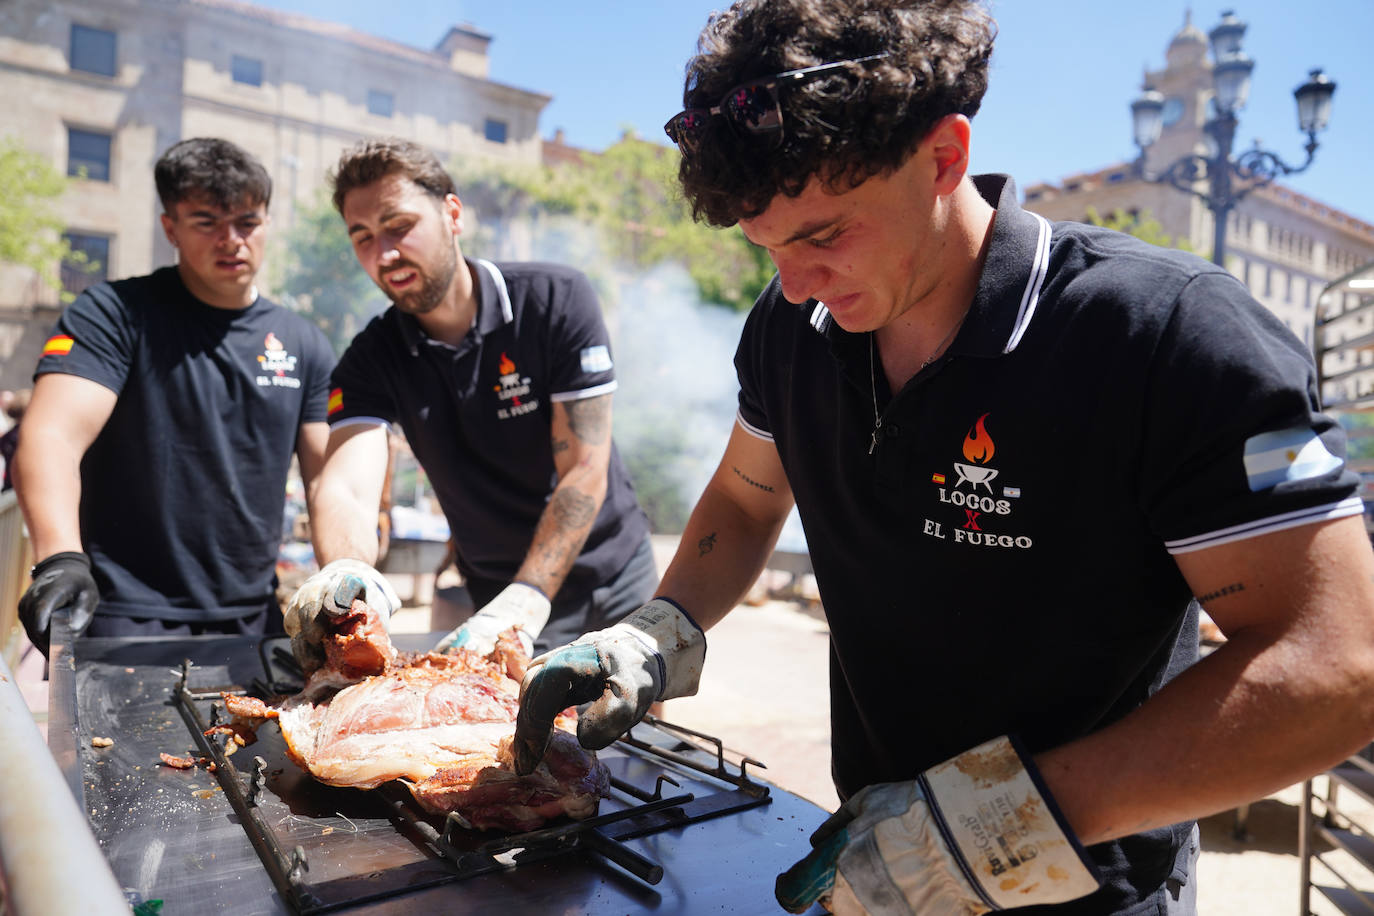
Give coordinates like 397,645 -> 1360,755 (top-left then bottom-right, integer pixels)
1130,10 -> 1336,267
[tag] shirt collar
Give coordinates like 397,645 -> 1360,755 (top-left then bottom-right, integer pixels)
394,257 -> 513,356
957,174 -> 1053,360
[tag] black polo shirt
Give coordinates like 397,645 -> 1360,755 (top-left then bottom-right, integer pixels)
734,175 -> 1361,913
34,266 -> 335,621
329,259 -> 649,600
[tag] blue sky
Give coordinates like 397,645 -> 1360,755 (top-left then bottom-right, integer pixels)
254,0 -> 1374,222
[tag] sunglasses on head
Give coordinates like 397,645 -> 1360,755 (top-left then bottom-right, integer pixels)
663,53 -> 889,153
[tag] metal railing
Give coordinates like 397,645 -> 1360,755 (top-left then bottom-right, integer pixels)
0,488 -> 29,671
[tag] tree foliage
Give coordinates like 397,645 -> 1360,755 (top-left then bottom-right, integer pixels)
1085,206 -> 1193,252
457,135 -> 774,312
274,189 -> 387,353
0,136 -> 79,299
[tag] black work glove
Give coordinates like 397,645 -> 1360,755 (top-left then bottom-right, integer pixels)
18,551 -> 99,656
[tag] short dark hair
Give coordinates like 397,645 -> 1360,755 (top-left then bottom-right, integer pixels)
154,138 -> 272,213
675,0 -> 996,227
330,137 -> 457,214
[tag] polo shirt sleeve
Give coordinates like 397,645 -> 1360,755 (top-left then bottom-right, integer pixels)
1139,270 -> 1361,554
33,282 -> 137,395
732,286 -> 776,441
547,269 -> 617,402
297,322 -> 336,425
328,322 -> 396,427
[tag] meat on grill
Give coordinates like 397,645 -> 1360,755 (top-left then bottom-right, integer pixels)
229,612 -> 609,832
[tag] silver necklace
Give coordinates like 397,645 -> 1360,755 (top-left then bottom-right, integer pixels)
868,315 -> 965,455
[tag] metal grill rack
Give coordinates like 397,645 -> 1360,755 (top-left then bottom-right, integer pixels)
170,647 -> 772,915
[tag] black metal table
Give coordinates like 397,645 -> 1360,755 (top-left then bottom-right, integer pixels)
52,632 -> 828,915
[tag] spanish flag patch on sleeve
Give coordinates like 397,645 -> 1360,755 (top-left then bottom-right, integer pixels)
327,387 -> 344,416
43,334 -> 75,356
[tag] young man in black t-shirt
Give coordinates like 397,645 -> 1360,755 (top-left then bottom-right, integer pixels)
510,3 -> 1374,914
15,138 -> 334,654
282,138 -> 653,675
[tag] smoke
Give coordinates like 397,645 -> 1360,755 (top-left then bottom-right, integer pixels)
471,209 -> 806,552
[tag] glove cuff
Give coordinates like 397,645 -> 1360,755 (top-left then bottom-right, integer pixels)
32,551 -> 91,576
916,735 -> 1100,910
609,597 -> 707,702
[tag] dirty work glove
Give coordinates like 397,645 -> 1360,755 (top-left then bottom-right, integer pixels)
775,736 -> 1101,914
283,559 -> 399,673
18,551 -> 99,656
512,598 -> 706,776
435,582 -> 551,657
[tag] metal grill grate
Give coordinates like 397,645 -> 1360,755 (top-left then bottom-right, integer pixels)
170,646 -> 771,915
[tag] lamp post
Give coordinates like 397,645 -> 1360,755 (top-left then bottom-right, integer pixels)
1130,10 -> 1336,268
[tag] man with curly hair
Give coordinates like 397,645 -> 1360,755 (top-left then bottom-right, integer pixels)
512,2 -> 1374,913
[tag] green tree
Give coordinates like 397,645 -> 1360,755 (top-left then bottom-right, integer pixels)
456,135 -> 774,312
1085,206 -> 1194,252
274,189 -> 386,353
0,136 -> 82,299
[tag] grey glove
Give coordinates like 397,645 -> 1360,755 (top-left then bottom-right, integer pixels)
282,558 -> 399,673
434,582 -> 551,656
512,598 -> 706,775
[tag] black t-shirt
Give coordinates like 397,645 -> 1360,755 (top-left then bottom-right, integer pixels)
734,175 -> 1361,913
329,258 -> 649,601
34,267 -> 335,621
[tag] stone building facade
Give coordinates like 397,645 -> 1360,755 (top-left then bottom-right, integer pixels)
0,0 -> 551,389
1022,15 -> 1374,349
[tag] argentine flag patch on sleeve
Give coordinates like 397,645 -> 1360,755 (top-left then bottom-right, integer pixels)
1243,426 -> 1343,492
580,345 -> 612,373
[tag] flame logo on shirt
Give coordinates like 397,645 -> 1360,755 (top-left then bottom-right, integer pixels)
256,330 -> 297,378
962,413 -> 995,464
953,413 -> 999,492
493,351 -> 526,406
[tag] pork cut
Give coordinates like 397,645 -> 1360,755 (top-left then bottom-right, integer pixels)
226,613 -> 609,832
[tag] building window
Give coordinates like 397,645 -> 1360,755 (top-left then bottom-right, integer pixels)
62,232 -> 110,297
1105,171 -> 1127,183
70,24 -> 116,77
67,128 -> 111,181
484,118 -> 508,144
231,55 -> 263,86
367,90 -> 393,117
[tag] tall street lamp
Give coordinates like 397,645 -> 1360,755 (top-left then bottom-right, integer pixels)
1130,10 -> 1336,267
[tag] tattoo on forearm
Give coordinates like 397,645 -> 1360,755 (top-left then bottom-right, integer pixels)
551,437 -> 569,454
548,488 -> 597,530
1197,583 -> 1245,604
567,396 -> 611,444
731,466 -> 775,492
698,532 -> 717,557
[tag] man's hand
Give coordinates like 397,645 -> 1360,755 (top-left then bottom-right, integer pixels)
283,559 -> 398,673
18,552 -> 99,655
775,736 -> 1100,914
512,598 -> 705,775
435,582 -> 551,657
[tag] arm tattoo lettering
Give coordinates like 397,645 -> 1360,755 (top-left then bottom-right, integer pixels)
698,532 -> 717,557
1197,582 -> 1245,604
731,465 -> 776,493
566,395 -> 611,445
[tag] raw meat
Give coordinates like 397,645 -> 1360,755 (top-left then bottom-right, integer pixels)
228,612 -> 608,832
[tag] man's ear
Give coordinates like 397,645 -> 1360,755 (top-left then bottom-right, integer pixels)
160,212 -> 177,248
445,193 -> 464,236
925,114 -> 972,197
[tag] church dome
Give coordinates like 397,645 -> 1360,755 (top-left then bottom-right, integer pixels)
1166,12 -> 1208,68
